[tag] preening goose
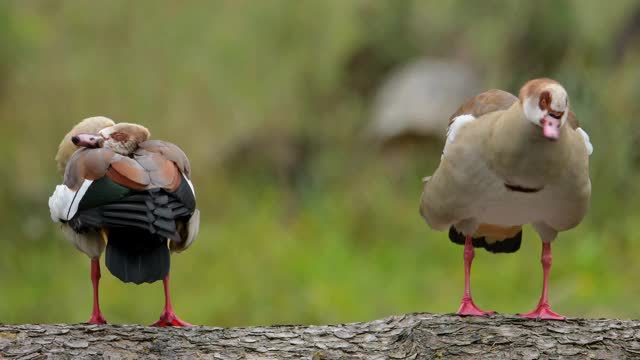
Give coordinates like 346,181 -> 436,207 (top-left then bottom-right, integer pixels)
420,79 -> 592,320
49,117 -> 200,326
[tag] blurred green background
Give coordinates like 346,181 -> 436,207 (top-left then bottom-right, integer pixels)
1,0 -> 640,326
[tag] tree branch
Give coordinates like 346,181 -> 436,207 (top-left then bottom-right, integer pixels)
1,313 -> 639,359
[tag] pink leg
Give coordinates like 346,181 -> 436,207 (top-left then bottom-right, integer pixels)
87,258 -> 107,324
457,236 -> 495,316
519,242 -> 566,320
151,274 -> 193,327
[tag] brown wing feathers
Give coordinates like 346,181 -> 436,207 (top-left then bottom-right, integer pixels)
63,148 -> 115,191
139,140 -> 192,179
64,142 -> 186,192
131,149 -> 183,191
448,89 -> 518,125
108,156 -> 152,190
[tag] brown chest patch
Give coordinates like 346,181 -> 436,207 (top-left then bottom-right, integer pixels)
106,167 -> 148,190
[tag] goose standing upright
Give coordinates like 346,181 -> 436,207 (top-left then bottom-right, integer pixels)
420,79 -> 592,320
49,117 -> 200,326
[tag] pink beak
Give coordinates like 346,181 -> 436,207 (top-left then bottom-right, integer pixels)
541,116 -> 560,140
72,133 -> 104,148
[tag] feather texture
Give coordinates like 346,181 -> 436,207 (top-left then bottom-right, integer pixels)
50,120 -> 199,277
421,80 -> 591,251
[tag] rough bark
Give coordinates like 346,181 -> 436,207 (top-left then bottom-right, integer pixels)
1,313 -> 640,359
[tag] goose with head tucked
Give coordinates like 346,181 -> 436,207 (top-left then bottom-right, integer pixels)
49,117 -> 199,326
420,78 -> 592,320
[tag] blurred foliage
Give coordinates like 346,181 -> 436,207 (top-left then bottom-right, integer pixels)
1,0 -> 640,326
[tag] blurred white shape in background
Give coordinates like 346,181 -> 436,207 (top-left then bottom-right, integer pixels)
369,58 -> 481,142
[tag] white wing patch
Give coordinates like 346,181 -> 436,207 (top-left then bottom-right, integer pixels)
182,209 -> 200,253
48,180 -> 93,222
182,172 -> 196,197
443,114 -> 476,158
576,128 -> 593,155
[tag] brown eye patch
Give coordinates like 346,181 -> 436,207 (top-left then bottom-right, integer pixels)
110,132 -> 129,142
538,91 -> 551,111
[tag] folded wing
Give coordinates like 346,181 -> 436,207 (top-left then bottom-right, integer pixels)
49,140 -> 198,261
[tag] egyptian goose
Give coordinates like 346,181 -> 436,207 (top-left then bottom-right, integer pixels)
48,117 -> 200,326
420,78 -> 592,320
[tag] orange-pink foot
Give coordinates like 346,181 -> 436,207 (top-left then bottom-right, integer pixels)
457,298 -> 495,316
87,313 -> 107,325
519,303 -> 565,320
151,310 -> 193,327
